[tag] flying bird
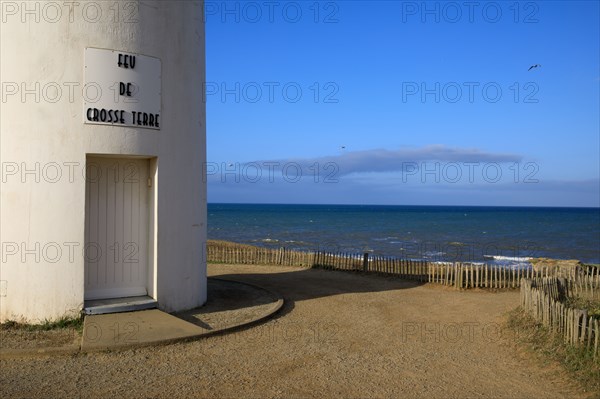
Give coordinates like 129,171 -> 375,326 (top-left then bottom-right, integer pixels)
528,64 -> 541,71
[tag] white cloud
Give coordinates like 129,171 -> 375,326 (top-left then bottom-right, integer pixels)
244,145 -> 523,176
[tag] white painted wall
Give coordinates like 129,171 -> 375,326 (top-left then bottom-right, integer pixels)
0,1 -> 207,322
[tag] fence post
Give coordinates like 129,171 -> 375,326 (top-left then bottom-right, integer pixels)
363,252 -> 369,272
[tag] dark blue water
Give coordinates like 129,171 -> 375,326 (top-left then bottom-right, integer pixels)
208,204 -> 600,265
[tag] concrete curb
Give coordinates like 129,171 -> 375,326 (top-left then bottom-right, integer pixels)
0,278 -> 284,359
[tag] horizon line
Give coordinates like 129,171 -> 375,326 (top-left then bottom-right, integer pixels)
207,202 -> 600,209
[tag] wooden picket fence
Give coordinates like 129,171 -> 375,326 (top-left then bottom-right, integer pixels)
315,253 -> 558,287
521,277 -> 600,357
561,274 -> 600,301
525,275 -> 600,302
206,244 -> 600,290
207,245 -> 315,267
428,262 -> 547,289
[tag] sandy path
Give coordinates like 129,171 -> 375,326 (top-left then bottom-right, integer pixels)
0,264 -> 586,398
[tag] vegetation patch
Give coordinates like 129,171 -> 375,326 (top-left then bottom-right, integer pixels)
565,297 -> 600,318
1,315 -> 84,334
506,307 -> 600,394
207,239 -> 260,251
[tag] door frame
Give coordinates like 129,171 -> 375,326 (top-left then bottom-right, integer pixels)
83,154 -> 158,301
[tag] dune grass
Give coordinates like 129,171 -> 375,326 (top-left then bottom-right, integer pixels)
1,315 -> 84,333
506,307 -> 600,394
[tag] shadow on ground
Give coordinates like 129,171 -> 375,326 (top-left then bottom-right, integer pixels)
208,265 -> 425,319
174,278 -> 282,331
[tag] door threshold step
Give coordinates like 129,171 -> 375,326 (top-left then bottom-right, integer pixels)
84,296 -> 157,315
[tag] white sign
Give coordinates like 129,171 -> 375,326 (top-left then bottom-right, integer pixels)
84,48 -> 161,130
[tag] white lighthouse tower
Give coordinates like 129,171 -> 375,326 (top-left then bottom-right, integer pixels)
1,1 -> 207,322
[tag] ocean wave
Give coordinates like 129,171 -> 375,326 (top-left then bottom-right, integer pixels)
483,255 -> 532,261
423,251 -> 446,257
371,236 -> 400,242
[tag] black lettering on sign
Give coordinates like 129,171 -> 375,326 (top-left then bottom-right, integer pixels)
86,108 -> 126,124
119,82 -> 132,97
117,54 -> 136,69
131,112 -> 160,128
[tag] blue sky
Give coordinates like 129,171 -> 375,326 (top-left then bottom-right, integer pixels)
205,1 -> 600,206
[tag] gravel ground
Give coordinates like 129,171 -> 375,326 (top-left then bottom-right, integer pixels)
0,328 -> 79,351
0,264 -> 589,398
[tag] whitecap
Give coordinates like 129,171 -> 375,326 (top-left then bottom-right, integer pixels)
483,255 -> 532,261
423,251 -> 446,258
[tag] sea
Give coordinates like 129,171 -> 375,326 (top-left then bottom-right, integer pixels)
207,204 -> 600,268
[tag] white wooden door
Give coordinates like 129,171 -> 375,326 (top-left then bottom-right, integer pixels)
84,157 -> 150,300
